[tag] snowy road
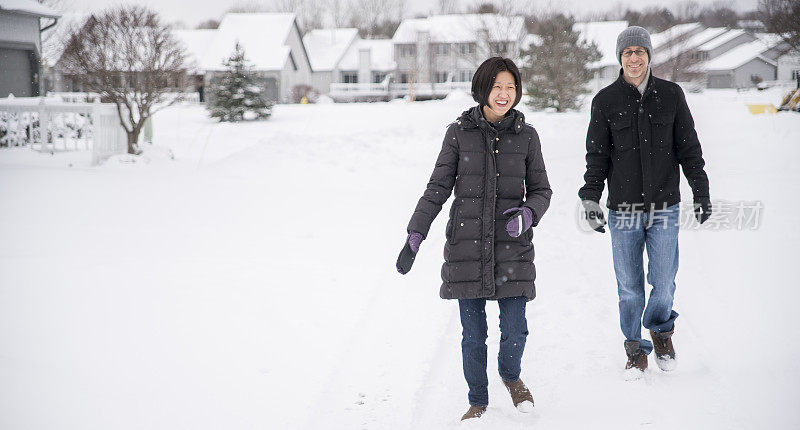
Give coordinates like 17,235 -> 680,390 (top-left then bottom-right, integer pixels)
1,89 -> 799,429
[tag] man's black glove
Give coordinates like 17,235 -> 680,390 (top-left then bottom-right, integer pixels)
582,200 -> 607,233
694,197 -> 712,224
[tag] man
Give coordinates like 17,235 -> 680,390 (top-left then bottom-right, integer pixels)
578,26 -> 711,379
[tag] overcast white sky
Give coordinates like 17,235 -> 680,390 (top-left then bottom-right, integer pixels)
65,0 -> 760,29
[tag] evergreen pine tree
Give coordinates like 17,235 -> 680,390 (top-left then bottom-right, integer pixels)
521,15 -> 602,112
208,42 -> 273,122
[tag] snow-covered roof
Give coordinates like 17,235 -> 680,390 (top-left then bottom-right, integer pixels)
392,14 -> 525,44
41,12 -> 92,66
660,27 -> 727,61
650,22 -> 702,50
338,38 -> 395,71
696,28 -> 748,51
200,13 -> 297,71
173,29 -> 217,74
704,35 -> 782,71
573,20 -> 629,68
0,0 -> 59,18
303,28 -> 359,71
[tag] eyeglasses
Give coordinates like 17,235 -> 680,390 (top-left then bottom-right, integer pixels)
621,49 -> 647,58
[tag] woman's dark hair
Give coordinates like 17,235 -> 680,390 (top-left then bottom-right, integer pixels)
471,57 -> 522,109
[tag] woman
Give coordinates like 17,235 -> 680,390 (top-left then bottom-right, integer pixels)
396,57 -> 552,420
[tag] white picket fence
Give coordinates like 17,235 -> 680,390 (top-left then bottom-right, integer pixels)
329,81 -> 472,100
0,96 -> 128,165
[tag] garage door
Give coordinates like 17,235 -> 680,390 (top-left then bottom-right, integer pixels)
0,48 -> 34,97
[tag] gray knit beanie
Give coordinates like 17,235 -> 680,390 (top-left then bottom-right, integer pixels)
616,26 -> 652,64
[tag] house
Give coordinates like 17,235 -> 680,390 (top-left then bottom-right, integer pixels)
572,20 -> 629,92
41,12 -> 94,94
777,51 -> 800,84
650,22 -> 705,53
652,26 -> 730,81
390,14 -> 526,99
328,38 -> 396,101
0,0 -> 60,97
302,28 -> 360,95
692,29 -> 755,62
199,13 -> 313,104
172,28 -> 216,101
703,34 -> 787,88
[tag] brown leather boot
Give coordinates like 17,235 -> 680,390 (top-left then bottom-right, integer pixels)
650,326 -> 677,371
502,378 -> 534,412
461,405 -> 487,420
624,341 -> 648,380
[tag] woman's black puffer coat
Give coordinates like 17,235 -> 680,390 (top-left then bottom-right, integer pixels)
407,106 -> 552,301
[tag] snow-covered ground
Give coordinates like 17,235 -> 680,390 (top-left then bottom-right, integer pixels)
1,87 -> 799,429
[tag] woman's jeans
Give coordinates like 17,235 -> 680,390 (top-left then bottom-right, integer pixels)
608,204 -> 680,355
458,296 -> 528,407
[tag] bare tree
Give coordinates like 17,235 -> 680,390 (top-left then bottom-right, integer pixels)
674,0 -> 701,22
59,5 -> 188,154
35,0 -> 63,11
196,19 -> 220,29
759,0 -> 800,52
346,0 -> 406,38
439,0 -> 460,14
700,1 -> 739,27
261,0 -> 327,33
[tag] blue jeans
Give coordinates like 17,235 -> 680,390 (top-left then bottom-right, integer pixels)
608,204 -> 680,355
458,296 -> 528,407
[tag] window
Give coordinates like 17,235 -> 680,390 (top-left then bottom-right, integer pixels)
398,44 -> 416,57
373,72 -> 388,83
459,43 -> 476,55
399,73 -> 409,84
433,44 -> 450,56
792,70 -> 800,80
341,72 -> 358,83
434,71 -> 449,83
456,70 -> 474,82
492,42 -> 508,54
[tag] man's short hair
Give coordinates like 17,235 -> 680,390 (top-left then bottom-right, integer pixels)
471,57 -> 523,109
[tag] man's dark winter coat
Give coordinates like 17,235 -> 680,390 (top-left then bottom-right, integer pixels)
579,71 -> 709,211
407,106 -> 552,301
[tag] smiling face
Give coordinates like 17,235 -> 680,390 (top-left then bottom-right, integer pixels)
621,45 -> 649,85
483,70 -> 516,122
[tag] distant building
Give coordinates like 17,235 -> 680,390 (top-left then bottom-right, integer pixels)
692,29 -> 755,62
303,28 -> 360,96
652,27 -> 730,81
0,0 -> 60,97
184,13 -> 313,104
704,34 -> 789,88
777,51 -> 800,84
390,14 -> 526,100
737,20 -> 766,33
41,12 -> 94,94
172,28 -> 216,102
328,38 -> 396,102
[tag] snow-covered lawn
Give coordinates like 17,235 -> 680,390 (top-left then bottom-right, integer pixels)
1,88 -> 798,429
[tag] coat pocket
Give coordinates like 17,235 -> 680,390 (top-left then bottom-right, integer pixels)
649,111 -> 675,149
609,113 -> 635,151
448,200 -> 460,244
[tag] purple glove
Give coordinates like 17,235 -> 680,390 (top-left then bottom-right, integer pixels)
407,231 -> 423,253
503,207 -> 534,238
